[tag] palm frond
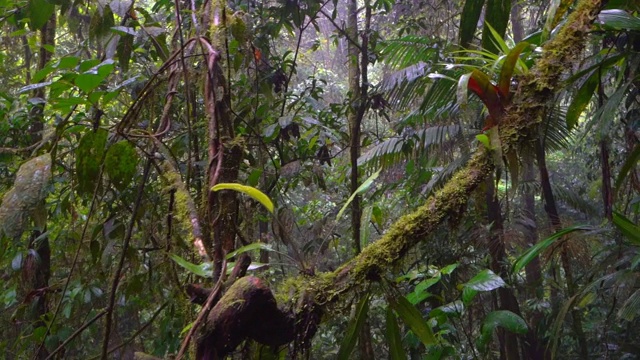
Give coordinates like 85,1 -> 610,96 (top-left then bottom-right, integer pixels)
551,183 -> 600,217
358,125 -> 461,170
379,62 -> 432,109
378,35 -> 441,69
542,105 -> 572,151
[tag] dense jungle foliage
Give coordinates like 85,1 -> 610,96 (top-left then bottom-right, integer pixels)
1,0 -> 639,359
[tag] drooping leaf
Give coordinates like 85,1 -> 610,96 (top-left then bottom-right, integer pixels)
459,0 -> 486,48
388,294 -> 436,345
168,254 -> 211,278
477,310 -> 528,353
337,168 -> 381,220
463,269 -> 506,292
385,307 -> 407,360
512,225 -> 589,273
612,211 -> 640,245
105,140 -> 139,190
337,294 -> 370,360
212,183 -> 274,213
566,71 -> 598,130
225,242 -> 275,259
76,129 -> 108,195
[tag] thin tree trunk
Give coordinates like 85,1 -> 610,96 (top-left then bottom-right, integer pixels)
535,139 -> 589,358
522,153 -> 548,360
486,178 -> 522,360
24,13 -> 56,360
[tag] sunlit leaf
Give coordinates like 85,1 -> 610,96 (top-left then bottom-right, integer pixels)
212,183 -> 274,213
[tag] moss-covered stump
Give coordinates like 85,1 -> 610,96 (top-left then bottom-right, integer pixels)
196,276 -> 319,359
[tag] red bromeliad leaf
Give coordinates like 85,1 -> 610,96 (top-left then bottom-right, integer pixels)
498,42 -> 529,102
468,69 -> 505,125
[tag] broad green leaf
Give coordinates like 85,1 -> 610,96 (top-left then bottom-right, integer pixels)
336,168 -> 381,220
463,269 -> 505,291
225,242 -> 275,259
168,254 -> 211,278
76,129 -> 108,195
337,294 -> 370,360
477,310 -> 528,353
459,0 -> 486,48
28,0 -> 55,30
385,307 -> 407,360
612,211 -> 640,245
57,56 -> 80,70
389,295 -> 436,345
212,183 -> 274,213
566,71 -> 597,130
512,225 -> 589,273
75,74 -> 104,93
105,141 -> 138,190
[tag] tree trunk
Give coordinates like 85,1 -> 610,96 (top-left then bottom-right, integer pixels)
24,13 -> 56,360
535,139 -> 589,358
485,178 -> 522,360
